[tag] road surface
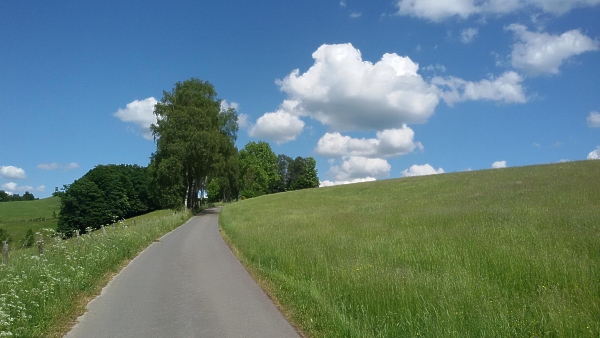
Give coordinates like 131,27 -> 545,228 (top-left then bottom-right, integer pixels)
65,207 -> 300,338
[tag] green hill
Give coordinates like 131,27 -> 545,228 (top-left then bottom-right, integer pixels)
220,160 -> 600,337
0,196 -> 61,242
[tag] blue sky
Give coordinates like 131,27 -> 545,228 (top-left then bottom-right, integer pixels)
1,0 -> 599,196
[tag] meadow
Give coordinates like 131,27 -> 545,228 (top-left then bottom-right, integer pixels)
220,160 -> 600,337
0,208 -> 192,337
0,197 -> 61,242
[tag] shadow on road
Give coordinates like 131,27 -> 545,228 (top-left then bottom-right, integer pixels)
196,207 -> 222,216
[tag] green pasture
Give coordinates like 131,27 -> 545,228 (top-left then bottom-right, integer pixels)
0,197 -> 61,242
220,160 -> 600,337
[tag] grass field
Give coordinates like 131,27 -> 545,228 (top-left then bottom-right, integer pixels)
0,208 -> 193,337
0,197 -> 61,242
220,160 -> 600,337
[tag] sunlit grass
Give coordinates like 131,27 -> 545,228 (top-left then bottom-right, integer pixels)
220,161 -> 600,337
0,197 -> 61,241
0,209 -> 192,337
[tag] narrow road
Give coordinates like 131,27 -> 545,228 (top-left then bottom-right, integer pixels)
65,208 -> 299,338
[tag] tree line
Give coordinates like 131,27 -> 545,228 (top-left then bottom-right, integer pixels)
56,78 -> 319,234
0,191 -> 37,202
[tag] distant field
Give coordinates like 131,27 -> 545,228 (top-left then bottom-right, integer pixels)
0,196 -> 61,242
220,161 -> 600,337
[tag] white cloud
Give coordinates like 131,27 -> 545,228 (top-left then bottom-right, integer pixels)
1,182 -> 34,193
315,125 -> 422,158
433,71 -> 526,105
276,43 -> 440,131
460,27 -> 479,43
587,111 -> 600,128
113,97 -> 158,140
248,110 -> 305,144
35,185 -> 45,192
320,177 -> 376,187
395,0 -> 600,21
329,156 -> 391,181
423,64 -> 447,73
220,100 -> 240,111
38,162 -> 79,171
588,147 -> 600,160
340,0 -> 347,7
401,164 -> 445,177
238,113 -> 250,129
0,166 -> 27,180
492,160 -> 507,168
38,163 -> 59,170
506,24 -> 599,76
350,12 -> 362,18
65,163 -> 79,170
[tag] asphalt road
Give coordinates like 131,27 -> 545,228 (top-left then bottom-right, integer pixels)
65,207 -> 299,338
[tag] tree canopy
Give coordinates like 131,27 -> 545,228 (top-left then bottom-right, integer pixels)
57,164 -> 156,235
148,78 -> 238,209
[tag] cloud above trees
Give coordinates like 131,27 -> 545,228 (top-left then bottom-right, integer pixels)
0,166 -> 27,180
113,97 -> 158,140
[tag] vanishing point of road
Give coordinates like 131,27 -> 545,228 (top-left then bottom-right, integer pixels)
65,207 -> 300,338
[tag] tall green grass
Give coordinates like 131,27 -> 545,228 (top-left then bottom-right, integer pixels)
0,209 -> 192,337
220,161 -> 600,337
0,197 -> 61,241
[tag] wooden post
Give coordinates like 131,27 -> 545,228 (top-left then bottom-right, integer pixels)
101,225 -> 106,236
2,241 -> 8,265
76,230 -> 80,247
37,239 -> 44,255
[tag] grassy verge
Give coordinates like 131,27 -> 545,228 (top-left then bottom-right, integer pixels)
220,161 -> 600,337
0,209 -> 193,337
0,197 -> 61,242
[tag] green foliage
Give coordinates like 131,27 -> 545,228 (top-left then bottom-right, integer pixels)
274,154 -> 319,192
206,179 -> 221,203
221,161 -> 600,337
20,228 -> 34,248
239,141 -> 278,197
57,165 -> 157,235
149,78 -> 239,209
0,227 -> 12,244
0,190 -> 37,202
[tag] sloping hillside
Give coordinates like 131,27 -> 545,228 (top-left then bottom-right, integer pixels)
221,160 -> 600,337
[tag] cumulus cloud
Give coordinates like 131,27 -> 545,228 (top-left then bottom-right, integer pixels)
0,166 -> 26,180
506,24 -> 599,76
587,111 -> 600,128
423,64 -> 447,73
38,162 -> 79,171
492,160 -> 507,168
113,97 -> 158,140
401,164 -> 445,177
395,0 -> 600,21
276,43 -> 440,131
248,110 -> 305,144
460,27 -> 479,43
350,12 -> 362,18
315,125 -> 422,158
320,177 -> 376,187
1,182 -> 38,193
588,147 -> 600,160
329,156 -> 391,181
433,71 -> 526,105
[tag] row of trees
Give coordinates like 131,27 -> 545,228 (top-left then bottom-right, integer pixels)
57,165 -> 156,234
0,191 -> 37,202
56,78 -> 319,233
